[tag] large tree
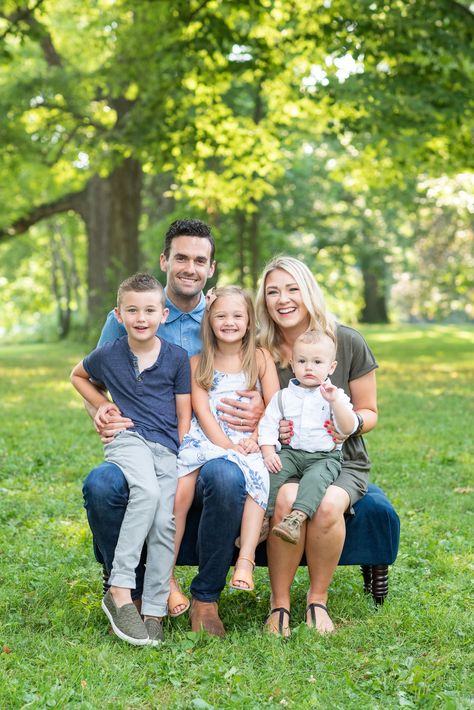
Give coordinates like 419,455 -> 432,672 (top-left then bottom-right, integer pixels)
1,0 -> 473,326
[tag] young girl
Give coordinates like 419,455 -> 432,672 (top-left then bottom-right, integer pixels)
170,286 -> 280,610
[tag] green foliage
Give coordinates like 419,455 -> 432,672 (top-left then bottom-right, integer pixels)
1,326 -> 473,708
0,1 -> 473,332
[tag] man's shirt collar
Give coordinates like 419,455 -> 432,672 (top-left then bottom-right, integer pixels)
164,290 -> 205,323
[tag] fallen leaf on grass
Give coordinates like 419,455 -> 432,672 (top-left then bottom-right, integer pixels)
454,487 -> 472,494
2,645 -> 11,654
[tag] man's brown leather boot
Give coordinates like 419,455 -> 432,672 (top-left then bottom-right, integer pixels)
190,599 -> 225,637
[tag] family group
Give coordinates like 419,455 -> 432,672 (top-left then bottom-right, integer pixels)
71,218 -> 378,644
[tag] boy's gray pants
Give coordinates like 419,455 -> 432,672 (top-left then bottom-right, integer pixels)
104,431 -> 177,617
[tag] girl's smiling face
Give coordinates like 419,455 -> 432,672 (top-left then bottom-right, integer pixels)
264,268 -> 310,332
209,294 -> 249,344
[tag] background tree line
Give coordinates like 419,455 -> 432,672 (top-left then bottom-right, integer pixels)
0,0 -> 472,341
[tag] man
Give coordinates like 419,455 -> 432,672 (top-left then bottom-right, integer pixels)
82,219 -> 263,637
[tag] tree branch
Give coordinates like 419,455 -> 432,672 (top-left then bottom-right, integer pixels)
0,189 -> 88,244
446,0 -> 474,21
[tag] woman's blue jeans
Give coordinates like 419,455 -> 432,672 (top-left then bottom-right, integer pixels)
82,457 -> 246,602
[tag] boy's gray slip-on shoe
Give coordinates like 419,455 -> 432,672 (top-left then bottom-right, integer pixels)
101,590 -> 149,646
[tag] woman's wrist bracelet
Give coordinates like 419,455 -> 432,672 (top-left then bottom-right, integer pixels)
352,412 -> 364,437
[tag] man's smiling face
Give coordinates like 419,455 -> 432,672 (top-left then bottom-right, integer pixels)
160,235 -> 215,305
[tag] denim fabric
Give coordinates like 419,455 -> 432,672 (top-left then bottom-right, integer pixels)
83,457 -> 247,602
189,458 -> 247,602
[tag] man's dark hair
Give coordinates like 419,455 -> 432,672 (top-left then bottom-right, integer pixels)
163,219 -> 215,261
117,273 -> 164,306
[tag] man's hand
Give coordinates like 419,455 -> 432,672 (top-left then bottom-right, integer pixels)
238,438 -> 260,454
94,405 -> 134,444
278,418 -> 293,445
216,390 -> 264,432
264,452 -> 282,473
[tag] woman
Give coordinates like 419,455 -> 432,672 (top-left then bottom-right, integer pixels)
255,256 -> 378,636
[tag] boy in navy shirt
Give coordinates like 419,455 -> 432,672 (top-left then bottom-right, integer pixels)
71,273 -> 191,646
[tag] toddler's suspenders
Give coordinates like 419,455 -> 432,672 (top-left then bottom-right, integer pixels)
277,387 -> 337,451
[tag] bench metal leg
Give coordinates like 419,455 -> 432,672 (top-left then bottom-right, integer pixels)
360,564 -> 389,605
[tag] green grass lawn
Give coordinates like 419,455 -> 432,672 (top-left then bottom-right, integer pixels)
0,325 -> 473,709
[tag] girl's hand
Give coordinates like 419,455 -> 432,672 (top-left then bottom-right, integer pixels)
323,419 -> 347,446
217,390 -> 264,431
239,438 -> 260,454
264,453 -> 282,473
228,442 -> 247,455
278,418 -> 293,445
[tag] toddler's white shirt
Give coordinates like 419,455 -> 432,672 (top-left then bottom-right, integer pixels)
258,378 -> 357,452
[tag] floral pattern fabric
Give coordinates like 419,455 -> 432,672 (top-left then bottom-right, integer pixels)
177,371 -> 269,510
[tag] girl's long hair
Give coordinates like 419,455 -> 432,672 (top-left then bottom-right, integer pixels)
256,256 -> 335,367
196,286 -> 259,391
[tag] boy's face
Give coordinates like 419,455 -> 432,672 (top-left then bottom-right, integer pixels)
290,337 -> 337,388
160,236 -> 216,303
115,290 -> 169,342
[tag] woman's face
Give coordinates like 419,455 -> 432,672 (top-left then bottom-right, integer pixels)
264,268 -> 310,332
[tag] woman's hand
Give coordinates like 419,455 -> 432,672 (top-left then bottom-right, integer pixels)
323,419 -> 347,445
217,390 -> 264,432
278,418 -> 293,445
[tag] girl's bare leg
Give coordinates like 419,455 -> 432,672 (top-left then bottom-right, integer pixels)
169,469 -> 199,615
265,483 -> 301,636
304,484 -> 350,634
231,496 -> 265,589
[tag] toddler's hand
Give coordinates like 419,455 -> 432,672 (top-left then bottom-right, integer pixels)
239,438 -> 260,454
264,453 -> 282,473
319,379 -> 340,403
94,402 -> 122,430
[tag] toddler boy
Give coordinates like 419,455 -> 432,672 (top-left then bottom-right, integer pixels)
259,329 -> 358,544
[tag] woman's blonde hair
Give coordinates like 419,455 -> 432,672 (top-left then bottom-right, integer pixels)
196,286 -> 259,391
256,256 -> 335,366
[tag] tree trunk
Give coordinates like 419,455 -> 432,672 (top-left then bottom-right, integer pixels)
360,253 -> 389,323
83,158 -> 142,325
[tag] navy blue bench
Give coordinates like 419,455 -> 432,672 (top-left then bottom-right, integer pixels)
177,483 -> 400,604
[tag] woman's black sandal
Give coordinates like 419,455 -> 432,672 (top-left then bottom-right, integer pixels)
306,602 -> 331,631
265,607 -> 291,638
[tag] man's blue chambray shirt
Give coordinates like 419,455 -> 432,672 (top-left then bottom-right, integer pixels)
97,290 -> 205,356
83,337 -> 191,454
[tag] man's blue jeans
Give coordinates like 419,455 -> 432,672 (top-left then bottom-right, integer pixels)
82,457 -> 246,603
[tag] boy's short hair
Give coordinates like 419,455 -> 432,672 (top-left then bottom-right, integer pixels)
163,219 -> 215,261
294,329 -> 337,358
117,273 -> 165,307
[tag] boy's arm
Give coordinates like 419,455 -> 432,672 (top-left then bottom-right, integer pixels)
71,361 -> 111,411
320,381 -> 358,436
260,444 -> 282,473
176,393 -> 191,443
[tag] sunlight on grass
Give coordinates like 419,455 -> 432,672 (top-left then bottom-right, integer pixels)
0,330 -> 473,709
